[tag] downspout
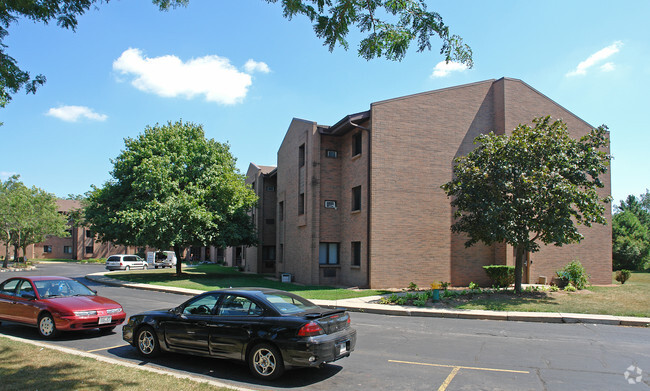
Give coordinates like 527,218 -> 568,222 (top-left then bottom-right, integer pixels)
350,118 -> 372,289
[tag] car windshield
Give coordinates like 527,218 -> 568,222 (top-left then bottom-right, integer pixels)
34,279 -> 96,298
264,292 -> 320,315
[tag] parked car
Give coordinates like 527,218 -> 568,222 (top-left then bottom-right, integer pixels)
0,276 -> 126,338
105,254 -> 148,271
123,288 -> 356,380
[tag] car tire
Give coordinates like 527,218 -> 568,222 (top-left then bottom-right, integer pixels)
136,326 -> 161,358
38,313 -> 59,339
248,343 -> 284,380
143,264 -> 148,270
125,265 -> 130,271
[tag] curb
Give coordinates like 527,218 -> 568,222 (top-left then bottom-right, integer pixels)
0,334 -> 255,391
86,273 -> 650,328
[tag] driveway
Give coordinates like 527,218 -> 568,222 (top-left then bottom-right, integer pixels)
1,262 -> 649,390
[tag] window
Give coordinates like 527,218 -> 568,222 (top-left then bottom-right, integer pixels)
85,245 -> 94,254
183,293 -> 221,315
298,193 -> 305,215
352,132 -> 362,156
0,279 -> 20,296
299,144 -> 305,167
63,246 -> 72,254
263,246 -> 276,260
250,181 -> 256,191
279,201 -> 284,221
218,294 -> 263,316
352,186 -> 361,211
266,186 -> 276,192
85,230 -> 93,238
326,149 -> 338,158
18,280 -> 34,298
351,241 -> 361,266
43,245 -> 52,253
265,218 -> 275,225
319,243 -> 339,265
324,200 -> 337,209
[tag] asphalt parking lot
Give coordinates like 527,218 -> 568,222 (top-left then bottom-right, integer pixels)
1,263 -> 649,390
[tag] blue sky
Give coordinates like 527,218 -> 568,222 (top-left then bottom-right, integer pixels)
1,0 -> 648,206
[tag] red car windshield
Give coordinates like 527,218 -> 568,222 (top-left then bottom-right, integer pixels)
34,280 -> 95,298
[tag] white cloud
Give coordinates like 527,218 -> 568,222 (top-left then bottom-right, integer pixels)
0,171 -> 18,181
566,41 -> 622,77
430,61 -> 468,78
46,105 -> 108,122
113,48 -> 267,105
244,59 -> 271,74
600,62 -> 615,72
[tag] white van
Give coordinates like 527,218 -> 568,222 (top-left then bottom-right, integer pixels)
146,251 -> 177,268
106,254 -> 148,271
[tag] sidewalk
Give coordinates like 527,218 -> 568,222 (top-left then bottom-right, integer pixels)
86,272 -> 650,328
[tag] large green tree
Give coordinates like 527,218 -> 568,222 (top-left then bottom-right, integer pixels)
84,120 -> 258,275
612,191 -> 650,271
0,175 -> 68,267
442,116 -> 611,292
1,0 -> 472,110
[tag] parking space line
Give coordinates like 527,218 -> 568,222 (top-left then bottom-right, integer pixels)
86,344 -> 129,353
388,359 -> 529,373
389,359 -> 529,391
438,366 -> 460,391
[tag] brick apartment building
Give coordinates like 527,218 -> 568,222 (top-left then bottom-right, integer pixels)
271,77 -> 612,289
0,199 -> 140,261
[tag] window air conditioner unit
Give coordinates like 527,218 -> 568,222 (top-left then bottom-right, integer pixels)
324,200 -> 337,209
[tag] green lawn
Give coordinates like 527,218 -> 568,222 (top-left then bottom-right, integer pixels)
452,272 -> 650,317
0,337 -> 234,391
107,264 -> 390,300
35,258 -> 106,264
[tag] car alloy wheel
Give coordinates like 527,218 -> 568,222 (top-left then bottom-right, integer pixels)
38,313 -> 58,338
136,327 -> 160,357
249,343 -> 284,380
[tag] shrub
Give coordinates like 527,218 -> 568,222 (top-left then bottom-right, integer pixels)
564,282 -> 577,292
483,265 -> 515,288
556,260 -> 590,290
549,285 -> 560,292
408,282 -> 418,291
440,281 -> 451,290
468,282 -> 480,291
615,269 -> 632,284
413,299 -> 427,307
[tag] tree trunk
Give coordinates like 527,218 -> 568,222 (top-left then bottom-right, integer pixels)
173,245 -> 183,275
514,245 -> 525,293
2,237 -> 8,268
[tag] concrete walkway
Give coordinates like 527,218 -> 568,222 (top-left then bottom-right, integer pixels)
85,272 -> 650,328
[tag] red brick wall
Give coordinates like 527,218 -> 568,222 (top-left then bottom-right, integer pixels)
369,80 -> 499,288
498,78 -> 612,285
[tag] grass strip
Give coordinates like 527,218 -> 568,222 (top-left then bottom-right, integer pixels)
108,264 -> 389,300
0,336 -> 239,391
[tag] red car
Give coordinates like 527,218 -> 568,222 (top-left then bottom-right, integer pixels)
0,276 -> 126,338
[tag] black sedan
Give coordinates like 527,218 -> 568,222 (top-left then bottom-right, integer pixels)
122,288 -> 356,379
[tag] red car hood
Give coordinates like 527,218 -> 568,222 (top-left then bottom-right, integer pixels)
42,295 -> 122,312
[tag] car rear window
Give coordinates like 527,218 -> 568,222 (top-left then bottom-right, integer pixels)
264,292 -> 320,315
107,256 -> 119,262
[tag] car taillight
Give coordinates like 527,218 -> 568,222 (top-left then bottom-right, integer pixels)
297,321 -> 323,337
347,316 -> 351,325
